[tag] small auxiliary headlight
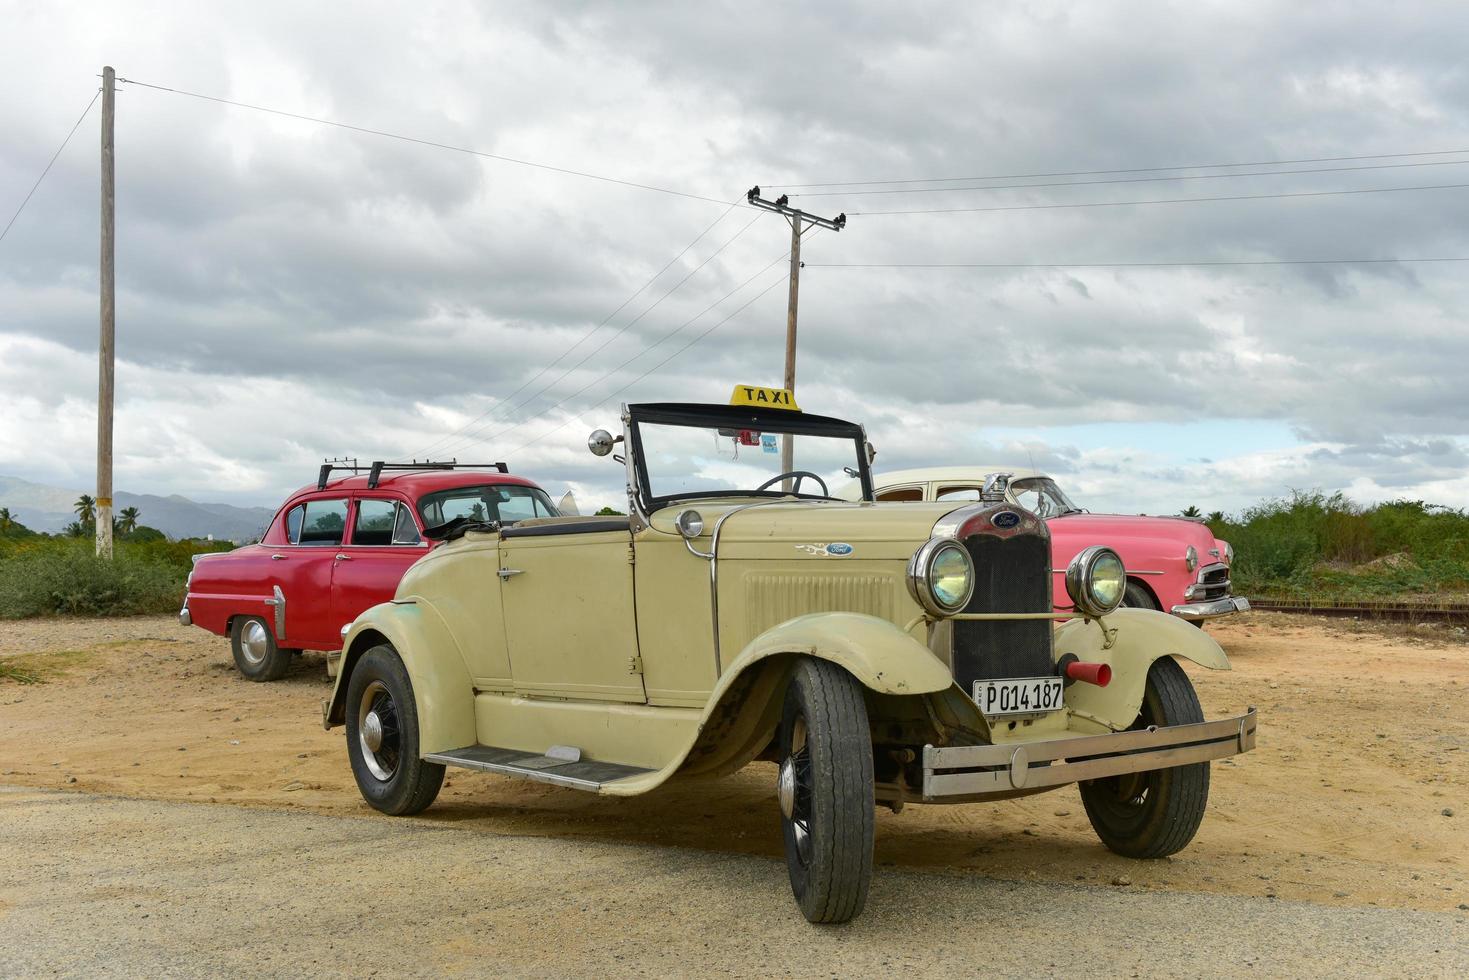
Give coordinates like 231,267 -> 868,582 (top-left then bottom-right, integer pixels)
675,509 -> 704,538
1066,545 -> 1127,619
1223,541 -> 1234,565
906,539 -> 975,617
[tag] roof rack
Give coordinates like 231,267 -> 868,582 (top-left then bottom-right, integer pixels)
317,458 -> 509,491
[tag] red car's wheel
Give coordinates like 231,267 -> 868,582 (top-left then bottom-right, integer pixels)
230,615 -> 292,682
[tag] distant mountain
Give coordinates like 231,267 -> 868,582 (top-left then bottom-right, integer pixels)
0,475 -> 275,542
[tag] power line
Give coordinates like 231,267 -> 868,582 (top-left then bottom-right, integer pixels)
504,272 -> 791,456
849,181 -> 1469,216
806,257 -> 1469,270
766,147 -> 1469,189
788,158 -> 1469,198
0,88 -> 101,245
446,250 -> 798,456
116,76 -> 732,206
429,212 -> 765,460
408,199 -> 742,460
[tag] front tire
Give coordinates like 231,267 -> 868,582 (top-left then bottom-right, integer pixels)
776,658 -> 874,924
230,615 -> 292,682
1122,580 -> 1160,610
1079,656 -> 1209,858
345,645 -> 444,816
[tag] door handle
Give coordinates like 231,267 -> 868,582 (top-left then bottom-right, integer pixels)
335,553 -> 352,561
270,554 -> 287,560
497,568 -> 523,579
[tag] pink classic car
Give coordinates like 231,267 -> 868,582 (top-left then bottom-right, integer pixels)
848,466 -> 1249,623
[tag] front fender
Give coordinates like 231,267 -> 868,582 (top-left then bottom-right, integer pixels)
322,600 -> 475,756
1055,606 -> 1230,733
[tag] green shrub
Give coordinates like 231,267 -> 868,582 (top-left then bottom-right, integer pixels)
1211,490 -> 1469,598
0,537 -> 233,618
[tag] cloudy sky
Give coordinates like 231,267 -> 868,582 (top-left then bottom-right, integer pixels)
3,1 -> 1468,517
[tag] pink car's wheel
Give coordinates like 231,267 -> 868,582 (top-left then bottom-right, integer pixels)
1121,581 -> 1160,611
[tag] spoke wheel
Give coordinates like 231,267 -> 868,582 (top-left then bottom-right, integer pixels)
777,657 -> 874,924
1079,656 -> 1210,858
356,680 -> 403,782
345,645 -> 445,816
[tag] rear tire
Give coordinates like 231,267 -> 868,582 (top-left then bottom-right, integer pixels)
345,645 -> 444,816
1122,581 -> 1160,611
776,658 -> 874,924
230,615 -> 292,682
1079,657 -> 1209,858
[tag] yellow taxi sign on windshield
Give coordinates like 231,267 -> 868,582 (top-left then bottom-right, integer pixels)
729,385 -> 800,411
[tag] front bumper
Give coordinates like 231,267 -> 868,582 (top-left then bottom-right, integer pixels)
921,707 -> 1257,800
1171,596 -> 1251,620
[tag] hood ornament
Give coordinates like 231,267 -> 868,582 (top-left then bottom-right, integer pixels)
980,472 -> 1012,503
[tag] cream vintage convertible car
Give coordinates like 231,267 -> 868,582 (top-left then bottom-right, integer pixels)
323,387 -> 1257,924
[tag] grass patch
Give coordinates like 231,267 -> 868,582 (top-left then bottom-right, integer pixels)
0,649 -> 96,684
0,661 -> 41,684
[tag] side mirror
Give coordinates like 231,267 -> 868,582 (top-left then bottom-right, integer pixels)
558,491 -> 580,516
865,440 -> 877,464
588,429 -> 617,457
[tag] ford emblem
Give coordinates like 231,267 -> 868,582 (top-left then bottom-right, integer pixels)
992,511 -> 1022,529
825,542 -> 854,556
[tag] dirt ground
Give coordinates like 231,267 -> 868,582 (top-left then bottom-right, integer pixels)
2,612 -> 1465,914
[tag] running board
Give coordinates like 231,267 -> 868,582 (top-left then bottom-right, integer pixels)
424,745 -> 652,792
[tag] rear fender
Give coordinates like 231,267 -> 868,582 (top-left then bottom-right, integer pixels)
1054,607 -> 1230,734
322,600 -> 475,755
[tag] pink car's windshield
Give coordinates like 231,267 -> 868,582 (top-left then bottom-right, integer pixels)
1009,477 -> 1081,518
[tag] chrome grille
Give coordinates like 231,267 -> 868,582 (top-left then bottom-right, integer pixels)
1197,562 -> 1230,600
952,533 -> 1053,690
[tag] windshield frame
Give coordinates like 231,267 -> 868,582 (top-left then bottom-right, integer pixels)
625,402 -> 875,514
1009,476 -> 1082,517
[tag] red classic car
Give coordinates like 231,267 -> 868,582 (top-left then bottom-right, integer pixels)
846,466 -> 1248,624
181,462 -> 558,680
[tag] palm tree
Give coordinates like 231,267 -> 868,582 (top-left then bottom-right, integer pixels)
0,507 -> 12,531
118,506 -> 140,534
1179,505 -> 1203,519
74,494 -> 96,525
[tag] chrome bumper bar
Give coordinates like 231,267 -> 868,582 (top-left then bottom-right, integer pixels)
921,707 -> 1257,800
1171,596 -> 1250,620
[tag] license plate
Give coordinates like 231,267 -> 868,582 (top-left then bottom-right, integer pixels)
973,677 -> 1064,717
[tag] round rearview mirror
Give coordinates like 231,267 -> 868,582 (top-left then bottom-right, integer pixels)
588,429 -> 615,457
865,440 -> 877,464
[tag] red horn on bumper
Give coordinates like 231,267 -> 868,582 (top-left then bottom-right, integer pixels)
1064,660 -> 1112,687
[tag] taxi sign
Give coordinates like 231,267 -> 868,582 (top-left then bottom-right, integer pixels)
729,385 -> 800,411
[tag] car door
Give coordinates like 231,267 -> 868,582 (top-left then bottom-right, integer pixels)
497,515 -> 647,704
328,496 -> 429,643
274,495 -> 350,650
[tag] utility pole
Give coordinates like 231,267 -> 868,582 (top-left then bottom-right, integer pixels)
97,66 -> 115,558
745,187 -> 845,480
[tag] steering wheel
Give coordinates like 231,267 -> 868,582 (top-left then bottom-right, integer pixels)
756,470 -> 829,496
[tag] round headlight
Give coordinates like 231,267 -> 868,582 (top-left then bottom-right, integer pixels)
1222,540 -> 1234,565
674,509 -> 704,538
1184,544 -> 1198,572
1065,545 -> 1127,618
906,539 -> 975,616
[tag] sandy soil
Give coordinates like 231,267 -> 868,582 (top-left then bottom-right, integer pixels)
2,612 -> 1465,914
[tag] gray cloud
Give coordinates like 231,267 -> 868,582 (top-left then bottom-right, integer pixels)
2,1 -> 1468,518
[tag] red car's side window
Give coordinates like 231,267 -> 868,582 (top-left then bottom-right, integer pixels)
352,499 -> 422,547
291,498 -> 349,547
